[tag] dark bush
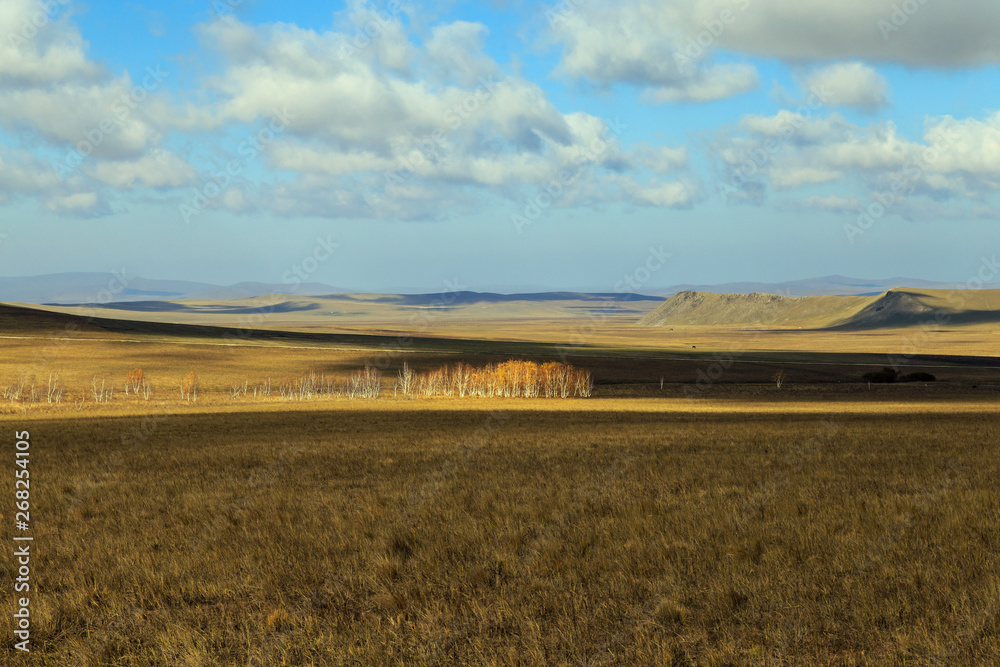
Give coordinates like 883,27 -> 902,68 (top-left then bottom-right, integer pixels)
863,367 -> 898,383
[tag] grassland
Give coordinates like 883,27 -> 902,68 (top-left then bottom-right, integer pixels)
1,406 -> 999,665
0,302 -> 998,665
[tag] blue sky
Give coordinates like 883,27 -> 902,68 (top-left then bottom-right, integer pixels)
1,0 -> 999,292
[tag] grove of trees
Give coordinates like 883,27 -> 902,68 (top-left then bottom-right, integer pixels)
396,360 -> 593,399
1,360 -> 594,410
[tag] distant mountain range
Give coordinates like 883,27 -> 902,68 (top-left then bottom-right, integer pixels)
0,272 -> 997,305
0,273 -> 345,304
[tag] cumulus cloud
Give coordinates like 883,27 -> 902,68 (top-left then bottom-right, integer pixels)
85,150 -> 197,189
0,1 -> 172,160
9,0 -> 993,228
0,151 -> 62,194
423,21 -> 498,87
770,166 -> 843,189
188,12 -> 695,218
547,1 -> 759,103
45,192 -> 100,213
546,0 -> 1000,99
712,108 -> 1000,218
803,63 -> 890,112
641,64 -> 759,103
0,0 -> 198,217
0,0 -> 100,85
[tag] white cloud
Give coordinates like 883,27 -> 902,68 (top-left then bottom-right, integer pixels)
803,63 -> 890,113
189,13 -> 695,218
0,79 -> 167,159
614,176 -> 699,208
714,108 -> 1000,216
0,151 -> 62,193
641,64 -> 759,103
45,192 -> 100,213
547,1 -> 759,103
267,143 -> 394,176
0,1 -> 171,160
0,0 -> 100,85
0,0 -> 195,218
423,21 -> 498,87
770,166 -> 843,189
86,150 -> 197,189
631,144 -> 689,172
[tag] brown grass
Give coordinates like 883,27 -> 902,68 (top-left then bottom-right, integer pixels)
1,405 -> 998,665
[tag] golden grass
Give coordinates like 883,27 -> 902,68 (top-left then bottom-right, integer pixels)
1,406 -> 998,664
19,297 -> 1000,358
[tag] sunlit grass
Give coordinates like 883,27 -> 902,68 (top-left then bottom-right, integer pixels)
1,407 -> 998,664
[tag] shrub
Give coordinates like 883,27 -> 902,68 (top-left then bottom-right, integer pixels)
862,367 -> 898,383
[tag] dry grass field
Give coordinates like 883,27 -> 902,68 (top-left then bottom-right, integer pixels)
0,301 -> 998,665
1,406 -> 999,665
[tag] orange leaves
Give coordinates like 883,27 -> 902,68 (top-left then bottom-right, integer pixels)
181,372 -> 198,402
126,368 -> 144,390
125,368 -> 147,397
403,360 -> 592,399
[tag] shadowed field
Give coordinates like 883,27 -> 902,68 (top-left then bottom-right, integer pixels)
1,407 -> 999,665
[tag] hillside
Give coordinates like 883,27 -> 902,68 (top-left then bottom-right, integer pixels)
636,291 -> 871,327
638,288 -> 1000,330
32,291 -> 660,329
648,275 -> 1000,298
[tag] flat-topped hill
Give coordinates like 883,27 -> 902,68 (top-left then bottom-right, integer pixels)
638,288 -> 1000,330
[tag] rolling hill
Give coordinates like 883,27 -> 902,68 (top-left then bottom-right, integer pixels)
638,288 -> 1000,330
26,291 -> 661,329
649,275 -> 1000,297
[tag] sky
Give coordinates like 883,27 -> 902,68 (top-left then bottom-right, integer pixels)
0,0 -> 998,292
